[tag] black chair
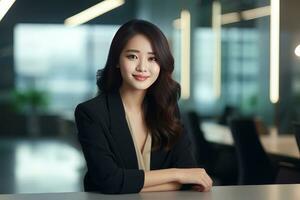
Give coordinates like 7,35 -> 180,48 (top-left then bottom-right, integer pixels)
274,122 -> 300,183
229,118 -> 278,185
293,122 -> 300,152
183,110 -> 239,185
182,111 -> 215,169
218,105 -> 238,125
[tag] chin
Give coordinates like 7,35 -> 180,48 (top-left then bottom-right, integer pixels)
133,85 -> 151,90
130,83 -> 152,90
129,80 -> 153,90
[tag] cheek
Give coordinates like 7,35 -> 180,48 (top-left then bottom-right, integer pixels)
152,65 -> 160,78
119,60 -> 132,75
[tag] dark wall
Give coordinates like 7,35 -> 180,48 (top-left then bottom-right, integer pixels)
0,25 -> 14,90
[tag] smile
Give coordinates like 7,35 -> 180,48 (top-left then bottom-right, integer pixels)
133,75 -> 149,81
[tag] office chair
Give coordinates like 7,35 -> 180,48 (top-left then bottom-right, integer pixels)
183,111 -> 215,169
274,122 -> 300,184
293,122 -> 300,151
218,105 -> 238,125
182,110 -> 240,185
229,118 -> 278,185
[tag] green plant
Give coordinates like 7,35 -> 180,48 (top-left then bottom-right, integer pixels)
11,88 -> 48,113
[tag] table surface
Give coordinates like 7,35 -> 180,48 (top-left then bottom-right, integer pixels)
0,184 -> 299,200
202,122 -> 300,159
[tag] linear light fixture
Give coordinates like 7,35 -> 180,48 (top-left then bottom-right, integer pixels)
212,1 -> 222,99
221,5 -> 270,25
64,0 -> 125,27
295,44 -> 300,57
180,10 -> 191,100
221,12 -> 240,25
241,6 -> 270,20
270,0 -> 280,103
0,0 -> 16,22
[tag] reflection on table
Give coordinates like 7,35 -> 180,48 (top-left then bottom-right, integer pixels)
202,122 -> 299,159
0,139 -> 85,193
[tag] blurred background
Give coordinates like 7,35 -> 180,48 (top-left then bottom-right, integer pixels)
1,0 -> 300,194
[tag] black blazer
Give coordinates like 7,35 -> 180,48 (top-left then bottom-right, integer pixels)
75,92 -> 197,194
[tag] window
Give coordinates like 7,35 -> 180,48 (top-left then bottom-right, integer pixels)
14,24 -> 119,116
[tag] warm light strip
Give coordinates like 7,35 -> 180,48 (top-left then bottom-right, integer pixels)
0,0 -> 16,21
212,1 -> 222,99
295,44 -> 300,57
180,10 -> 191,99
221,12 -> 240,25
241,5 -> 270,20
64,0 -> 125,27
221,5 -> 271,25
270,0 -> 280,103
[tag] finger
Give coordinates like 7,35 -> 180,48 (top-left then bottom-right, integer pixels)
200,170 -> 213,187
204,173 -> 213,187
196,178 -> 210,192
192,185 -> 205,192
197,172 -> 210,189
203,173 -> 213,187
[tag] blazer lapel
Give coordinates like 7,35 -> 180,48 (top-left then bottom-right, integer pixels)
107,92 -> 139,169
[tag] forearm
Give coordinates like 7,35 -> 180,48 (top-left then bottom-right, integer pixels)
142,168 -> 179,188
142,168 -> 213,193
141,182 -> 181,192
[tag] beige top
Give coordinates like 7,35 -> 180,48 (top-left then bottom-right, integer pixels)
125,113 -> 151,171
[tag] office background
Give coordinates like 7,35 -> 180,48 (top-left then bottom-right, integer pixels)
0,0 -> 300,194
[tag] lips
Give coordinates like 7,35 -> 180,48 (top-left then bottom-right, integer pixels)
133,75 -> 149,81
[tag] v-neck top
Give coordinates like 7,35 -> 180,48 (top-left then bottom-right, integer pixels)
125,113 -> 151,171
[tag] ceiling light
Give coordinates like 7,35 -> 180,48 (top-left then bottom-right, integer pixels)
295,44 -> 300,57
269,0 -> 280,104
180,10 -> 191,100
0,0 -> 16,22
212,1 -> 222,99
241,6 -> 270,20
221,12 -> 240,25
65,0 -> 125,27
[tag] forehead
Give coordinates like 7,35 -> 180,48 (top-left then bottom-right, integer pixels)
123,34 -> 154,52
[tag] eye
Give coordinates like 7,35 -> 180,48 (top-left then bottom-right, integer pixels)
148,57 -> 157,62
126,54 -> 138,60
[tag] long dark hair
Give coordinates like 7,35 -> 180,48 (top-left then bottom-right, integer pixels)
97,19 -> 182,150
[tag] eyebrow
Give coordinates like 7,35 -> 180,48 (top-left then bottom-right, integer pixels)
125,49 -> 155,55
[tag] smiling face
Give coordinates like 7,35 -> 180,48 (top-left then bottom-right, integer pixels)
118,34 -> 160,92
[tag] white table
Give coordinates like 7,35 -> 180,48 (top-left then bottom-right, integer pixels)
202,122 -> 300,159
0,184 -> 299,200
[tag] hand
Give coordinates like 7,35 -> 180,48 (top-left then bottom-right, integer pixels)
176,168 -> 213,192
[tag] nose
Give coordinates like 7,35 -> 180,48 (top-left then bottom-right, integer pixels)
136,57 -> 147,72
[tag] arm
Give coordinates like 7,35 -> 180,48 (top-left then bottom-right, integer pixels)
141,168 -> 212,192
170,109 -> 213,191
142,169 -> 181,192
142,182 -> 181,192
142,106 -> 213,192
141,106 -> 212,192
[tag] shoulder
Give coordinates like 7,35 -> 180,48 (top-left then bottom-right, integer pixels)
75,93 -> 109,123
77,93 -> 107,110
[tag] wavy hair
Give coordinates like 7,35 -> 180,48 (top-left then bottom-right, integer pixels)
97,19 -> 182,150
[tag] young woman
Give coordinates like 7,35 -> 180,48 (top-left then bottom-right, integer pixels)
75,19 -> 212,194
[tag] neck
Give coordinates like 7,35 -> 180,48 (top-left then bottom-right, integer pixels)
119,85 -> 146,112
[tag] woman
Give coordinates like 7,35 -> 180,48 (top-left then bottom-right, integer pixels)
75,19 -> 212,194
